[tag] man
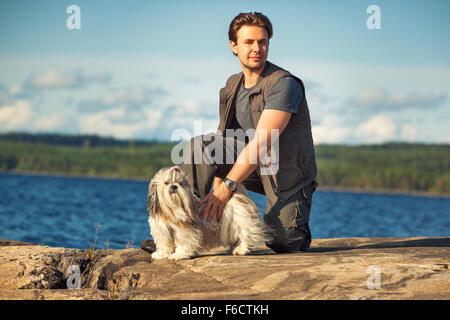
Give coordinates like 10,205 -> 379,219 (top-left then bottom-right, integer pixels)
142,12 -> 317,254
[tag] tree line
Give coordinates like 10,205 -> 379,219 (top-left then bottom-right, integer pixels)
1,133 -> 449,194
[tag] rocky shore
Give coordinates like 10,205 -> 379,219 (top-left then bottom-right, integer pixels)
0,237 -> 449,300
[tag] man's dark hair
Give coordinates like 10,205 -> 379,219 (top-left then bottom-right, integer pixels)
228,12 -> 273,44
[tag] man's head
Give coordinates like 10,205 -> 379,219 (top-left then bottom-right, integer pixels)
228,12 -> 272,72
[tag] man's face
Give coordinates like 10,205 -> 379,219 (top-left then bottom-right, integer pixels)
230,25 -> 269,72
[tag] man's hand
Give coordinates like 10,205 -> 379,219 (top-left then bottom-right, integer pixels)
197,182 -> 233,221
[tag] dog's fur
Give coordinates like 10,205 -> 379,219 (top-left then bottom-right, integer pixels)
147,166 -> 270,260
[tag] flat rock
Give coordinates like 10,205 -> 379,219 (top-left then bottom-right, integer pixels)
0,237 -> 449,300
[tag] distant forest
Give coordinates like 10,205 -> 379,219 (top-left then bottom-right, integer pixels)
1,132 -> 449,194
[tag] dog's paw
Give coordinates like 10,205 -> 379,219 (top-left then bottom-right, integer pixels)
168,251 -> 194,260
151,250 -> 172,260
232,246 -> 249,256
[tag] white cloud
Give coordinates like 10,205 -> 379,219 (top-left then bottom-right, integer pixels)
100,87 -> 164,106
27,68 -> 111,89
311,114 -> 353,144
79,107 -> 163,139
9,84 -> 22,95
29,68 -> 79,89
34,114 -> 66,131
400,124 -> 423,142
167,99 -> 217,119
351,89 -> 387,107
356,114 -> 397,143
312,114 -> 407,144
160,100 -> 220,139
78,98 -> 220,141
349,88 -> 446,110
78,86 -> 167,114
89,72 -> 112,83
0,100 -> 33,131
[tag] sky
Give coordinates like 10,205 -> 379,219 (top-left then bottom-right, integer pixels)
0,0 -> 449,144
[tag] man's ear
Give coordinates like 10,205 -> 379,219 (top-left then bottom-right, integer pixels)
229,40 -> 238,55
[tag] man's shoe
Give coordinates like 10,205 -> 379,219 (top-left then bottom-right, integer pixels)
140,239 -> 156,253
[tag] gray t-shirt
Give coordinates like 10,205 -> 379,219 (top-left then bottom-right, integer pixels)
234,76 -> 304,132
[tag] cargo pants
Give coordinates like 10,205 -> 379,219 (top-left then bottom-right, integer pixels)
178,133 -> 314,253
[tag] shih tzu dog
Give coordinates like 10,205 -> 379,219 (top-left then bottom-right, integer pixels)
147,166 -> 270,260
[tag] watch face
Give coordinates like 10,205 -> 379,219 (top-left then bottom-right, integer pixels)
228,180 -> 236,190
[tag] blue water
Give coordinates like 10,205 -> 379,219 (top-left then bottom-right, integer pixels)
0,173 -> 449,249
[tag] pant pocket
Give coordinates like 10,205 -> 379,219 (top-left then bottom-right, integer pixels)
277,199 -> 301,229
295,199 -> 311,225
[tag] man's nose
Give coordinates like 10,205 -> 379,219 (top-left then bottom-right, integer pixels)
252,42 -> 261,52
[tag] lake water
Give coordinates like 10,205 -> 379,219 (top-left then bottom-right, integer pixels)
0,173 -> 449,249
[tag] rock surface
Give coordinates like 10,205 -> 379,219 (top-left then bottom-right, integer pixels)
0,237 -> 449,300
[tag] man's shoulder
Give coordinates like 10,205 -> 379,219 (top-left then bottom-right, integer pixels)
220,71 -> 243,97
272,76 -> 302,92
225,71 -> 243,87
260,63 -> 304,99
265,75 -> 304,109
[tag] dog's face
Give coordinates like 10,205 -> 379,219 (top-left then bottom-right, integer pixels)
147,166 -> 197,223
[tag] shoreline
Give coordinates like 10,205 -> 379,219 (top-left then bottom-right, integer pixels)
318,185 -> 450,199
2,170 -> 449,199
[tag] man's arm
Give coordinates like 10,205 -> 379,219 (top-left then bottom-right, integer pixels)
212,176 -> 223,189
226,109 -> 291,184
198,109 -> 292,221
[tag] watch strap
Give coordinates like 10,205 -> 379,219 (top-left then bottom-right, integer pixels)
223,177 -> 237,191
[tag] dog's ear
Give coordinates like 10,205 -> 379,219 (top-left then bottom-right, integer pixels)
147,179 -> 160,216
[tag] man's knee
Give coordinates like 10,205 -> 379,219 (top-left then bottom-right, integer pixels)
263,189 -> 313,253
266,224 -> 311,253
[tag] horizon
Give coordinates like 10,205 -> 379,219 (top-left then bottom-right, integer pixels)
0,0 -> 449,145
2,131 -> 449,146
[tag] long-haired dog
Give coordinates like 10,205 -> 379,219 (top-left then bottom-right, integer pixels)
147,166 -> 270,260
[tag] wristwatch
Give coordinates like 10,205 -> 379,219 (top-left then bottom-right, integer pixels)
223,177 -> 237,192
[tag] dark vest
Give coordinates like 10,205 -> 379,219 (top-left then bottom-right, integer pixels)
217,61 -> 317,200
